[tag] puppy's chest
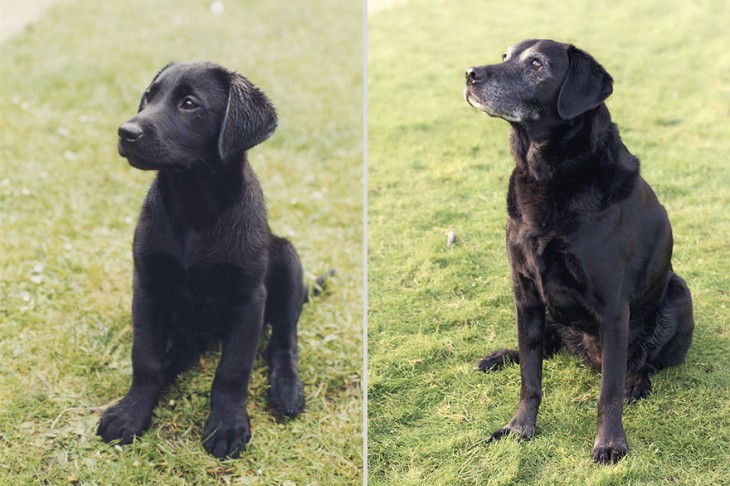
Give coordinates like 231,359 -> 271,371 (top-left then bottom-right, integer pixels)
136,224 -> 266,305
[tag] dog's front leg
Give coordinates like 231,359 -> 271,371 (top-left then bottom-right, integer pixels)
97,285 -> 169,444
490,276 -> 545,442
592,302 -> 630,464
203,284 -> 266,459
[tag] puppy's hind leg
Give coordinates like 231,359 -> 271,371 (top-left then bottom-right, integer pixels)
478,314 -> 563,372
264,236 -> 306,417
163,329 -> 204,385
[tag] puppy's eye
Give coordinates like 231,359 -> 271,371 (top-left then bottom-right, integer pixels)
530,59 -> 542,70
501,53 -> 507,62
181,97 -> 198,110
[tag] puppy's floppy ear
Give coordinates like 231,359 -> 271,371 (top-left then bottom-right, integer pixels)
557,46 -> 613,120
218,72 -> 278,160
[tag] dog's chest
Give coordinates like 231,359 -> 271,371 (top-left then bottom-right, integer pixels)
509,225 -> 597,328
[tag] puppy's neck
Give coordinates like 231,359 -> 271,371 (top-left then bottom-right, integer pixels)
155,155 -> 261,228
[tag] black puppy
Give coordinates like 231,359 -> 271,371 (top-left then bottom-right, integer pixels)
97,62 -> 308,459
464,40 -> 694,464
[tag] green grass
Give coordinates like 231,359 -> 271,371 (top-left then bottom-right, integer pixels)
368,0 -> 730,484
0,0 -> 362,483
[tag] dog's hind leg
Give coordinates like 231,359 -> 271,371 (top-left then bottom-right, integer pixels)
623,366 -> 655,404
478,312 -> 563,372
478,348 -> 520,372
624,272 -> 694,403
651,272 -> 694,368
264,236 -> 306,417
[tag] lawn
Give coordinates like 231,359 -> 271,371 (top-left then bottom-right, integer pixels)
0,0 -> 362,483
367,0 -> 730,484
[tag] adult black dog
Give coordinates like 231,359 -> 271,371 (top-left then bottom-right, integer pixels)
97,62 -> 309,459
464,40 -> 694,464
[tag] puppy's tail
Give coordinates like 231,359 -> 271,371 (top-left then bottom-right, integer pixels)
304,269 -> 336,303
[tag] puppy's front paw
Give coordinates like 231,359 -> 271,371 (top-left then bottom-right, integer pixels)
203,411 -> 251,459
97,399 -> 153,444
268,369 -> 305,417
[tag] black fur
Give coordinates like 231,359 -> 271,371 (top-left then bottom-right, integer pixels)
465,40 -> 694,464
97,62 -> 311,459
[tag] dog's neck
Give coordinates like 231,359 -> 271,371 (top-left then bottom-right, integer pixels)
506,104 -> 640,229
509,104 -> 615,182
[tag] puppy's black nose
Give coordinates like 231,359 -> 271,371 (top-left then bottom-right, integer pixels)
465,67 -> 487,84
118,122 -> 143,143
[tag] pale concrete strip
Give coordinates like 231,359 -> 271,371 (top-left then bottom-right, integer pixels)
0,0 -> 60,41
369,0 -> 411,14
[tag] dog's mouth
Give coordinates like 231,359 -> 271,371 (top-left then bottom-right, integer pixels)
463,87 -> 480,109
464,86 -> 496,116
464,85 -> 526,123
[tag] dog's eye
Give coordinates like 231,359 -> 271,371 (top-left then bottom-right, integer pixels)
181,97 -> 198,110
502,53 -> 507,62
530,59 -> 542,70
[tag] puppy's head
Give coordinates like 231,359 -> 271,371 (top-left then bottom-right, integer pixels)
464,39 -> 613,124
118,62 -> 277,170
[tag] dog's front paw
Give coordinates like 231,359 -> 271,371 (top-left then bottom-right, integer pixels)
592,437 -> 628,464
488,422 -> 536,443
203,411 -> 251,459
97,399 -> 153,444
268,369 -> 305,417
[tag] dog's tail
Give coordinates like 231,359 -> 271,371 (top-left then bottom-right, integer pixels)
304,269 -> 336,303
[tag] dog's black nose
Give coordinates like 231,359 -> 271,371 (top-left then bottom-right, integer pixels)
466,67 -> 487,84
118,122 -> 143,143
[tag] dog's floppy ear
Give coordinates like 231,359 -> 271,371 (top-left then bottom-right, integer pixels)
218,72 -> 278,160
557,46 -> 613,120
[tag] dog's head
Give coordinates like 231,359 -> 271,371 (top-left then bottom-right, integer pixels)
117,61 -> 277,170
464,39 -> 613,124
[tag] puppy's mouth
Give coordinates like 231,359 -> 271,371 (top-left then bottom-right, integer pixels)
117,138 -> 129,158
118,140 -> 159,170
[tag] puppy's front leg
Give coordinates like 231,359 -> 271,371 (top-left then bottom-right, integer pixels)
490,276 -> 545,441
203,284 -> 266,459
97,285 -> 169,444
592,303 -> 629,464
